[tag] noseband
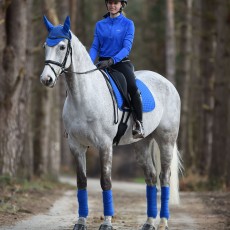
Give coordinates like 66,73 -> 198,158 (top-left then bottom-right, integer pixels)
44,38 -> 98,78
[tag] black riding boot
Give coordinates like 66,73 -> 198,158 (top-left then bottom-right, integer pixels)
131,90 -> 145,139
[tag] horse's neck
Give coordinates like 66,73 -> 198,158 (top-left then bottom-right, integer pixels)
64,35 -> 100,104
71,35 -> 95,73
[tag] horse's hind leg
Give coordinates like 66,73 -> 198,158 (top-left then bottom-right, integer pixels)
134,137 -> 158,230
154,129 -> 179,230
69,141 -> 88,230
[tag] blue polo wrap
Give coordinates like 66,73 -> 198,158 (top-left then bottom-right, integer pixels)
102,190 -> 114,216
160,186 -> 170,219
77,189 -> 88,217
146,185 -> 158,218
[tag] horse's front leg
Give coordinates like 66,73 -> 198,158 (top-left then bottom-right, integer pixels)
69,142 -> 88,230
99,145 -> 114,230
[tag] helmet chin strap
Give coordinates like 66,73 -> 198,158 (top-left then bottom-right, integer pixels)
110,11 -> 121,17
108,6 -> 123,17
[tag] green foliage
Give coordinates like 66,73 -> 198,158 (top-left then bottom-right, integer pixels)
0,175 -> 74,214
180,170 -> 229,192
0,174 -> 12,187
133,177 -> 145,184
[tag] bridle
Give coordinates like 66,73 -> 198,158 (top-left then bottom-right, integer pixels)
44,38 -> 98,79
44,37 -> 118,125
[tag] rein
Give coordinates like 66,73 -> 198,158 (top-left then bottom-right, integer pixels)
63,68 -> 98,75
44,38 -> 117,124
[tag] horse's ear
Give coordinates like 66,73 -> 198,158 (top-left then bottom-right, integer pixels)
63,16 -> 71,33
43,15 -> 54,32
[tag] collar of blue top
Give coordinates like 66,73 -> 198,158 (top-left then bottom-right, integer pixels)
43,15 -> 72,47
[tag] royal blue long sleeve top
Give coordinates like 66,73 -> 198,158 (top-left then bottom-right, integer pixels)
89,14 -> 135,64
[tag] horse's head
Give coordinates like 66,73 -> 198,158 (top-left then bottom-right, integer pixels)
40,16 -> 72,88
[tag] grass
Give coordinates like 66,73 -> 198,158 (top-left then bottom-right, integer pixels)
132,174 -> 228,192
0,174 -> 74,214
133,177 -> 145,184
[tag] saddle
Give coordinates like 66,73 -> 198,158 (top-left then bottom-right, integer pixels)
107,68 -> 130,109
106,69 -> 155,112
101,68 -> 155,145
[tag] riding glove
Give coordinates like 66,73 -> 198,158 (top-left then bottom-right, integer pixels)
97,58 -> 114,69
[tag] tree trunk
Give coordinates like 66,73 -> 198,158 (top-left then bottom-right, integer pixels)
44,0 -> 61,178
190,0 -> 202,173
226,78 -> 230,187
209,0 -> 230,187
198,0 -> 216,175
0,0 -> 8,174
22,0 -> 34,178
0,0 -> 29,176
166,0 -> 176,85
76,0 -> 86,42
56,0 -> 73,172
180,0 -> 193,168
31,0 -> 61,177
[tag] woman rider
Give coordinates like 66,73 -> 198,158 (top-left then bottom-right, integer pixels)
89,0 -> 144,139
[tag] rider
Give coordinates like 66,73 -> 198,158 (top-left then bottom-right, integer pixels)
89,0 -> 144,139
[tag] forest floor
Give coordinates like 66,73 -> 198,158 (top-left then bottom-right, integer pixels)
0,176 -> 230,230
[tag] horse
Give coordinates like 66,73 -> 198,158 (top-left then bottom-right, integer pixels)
40,16 -> 181,230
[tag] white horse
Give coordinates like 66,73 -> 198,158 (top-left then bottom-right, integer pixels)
41,16 -> 181,230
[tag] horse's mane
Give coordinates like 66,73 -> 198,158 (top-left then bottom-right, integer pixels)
70,32 -> 96,69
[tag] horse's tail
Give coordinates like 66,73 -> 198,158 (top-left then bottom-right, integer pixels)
154,142 -> 182,205
169,144 -> 182,205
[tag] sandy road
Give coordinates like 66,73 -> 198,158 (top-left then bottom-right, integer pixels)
0,176 -> 227,230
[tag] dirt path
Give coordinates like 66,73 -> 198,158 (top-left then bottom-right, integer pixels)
1,177 -> 228,230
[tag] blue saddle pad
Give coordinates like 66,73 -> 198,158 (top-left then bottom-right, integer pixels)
108,74 -> 155,112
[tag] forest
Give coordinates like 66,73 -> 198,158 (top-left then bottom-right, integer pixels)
0,0 -> 230,190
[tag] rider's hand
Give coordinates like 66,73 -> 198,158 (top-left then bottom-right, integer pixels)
97,58 -> 114,69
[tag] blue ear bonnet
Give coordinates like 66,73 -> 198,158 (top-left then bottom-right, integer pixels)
43,15 -> 72,47
46,25 -> 71,46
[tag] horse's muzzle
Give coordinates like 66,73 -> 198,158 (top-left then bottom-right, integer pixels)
40,74 -> 55,88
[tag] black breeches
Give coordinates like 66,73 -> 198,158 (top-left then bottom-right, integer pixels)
99,57 -> 143,121
111,61 -> 138,97
112,61 -> 142,121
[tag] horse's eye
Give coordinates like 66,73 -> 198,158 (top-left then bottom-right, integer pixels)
60,45 -> 66,50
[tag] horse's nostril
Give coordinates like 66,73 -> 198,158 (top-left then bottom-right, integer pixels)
48,76 -> 53,83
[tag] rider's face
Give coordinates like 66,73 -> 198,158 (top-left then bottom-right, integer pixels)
107,1 -> 122,14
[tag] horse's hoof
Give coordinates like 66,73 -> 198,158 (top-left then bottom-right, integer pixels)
141,223 -> 156,230
157,218 -> 168,230
73,223 -> 87,230
157,226 -> 168,230
99,224 -> 113,230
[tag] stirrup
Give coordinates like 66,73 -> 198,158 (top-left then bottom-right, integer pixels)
132,120 -> 145,139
